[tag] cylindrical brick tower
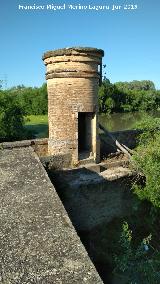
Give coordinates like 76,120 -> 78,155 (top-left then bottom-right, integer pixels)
42,47 -> 104,165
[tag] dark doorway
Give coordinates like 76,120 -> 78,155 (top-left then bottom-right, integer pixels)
78,112 -> 93,158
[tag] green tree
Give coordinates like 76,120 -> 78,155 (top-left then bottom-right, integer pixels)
11,83 -> 48,115
99,79 -> 159,114
0,93 -> 29,141
115,80 -> 156,91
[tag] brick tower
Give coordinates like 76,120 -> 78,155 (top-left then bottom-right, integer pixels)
42,47 -> 104,165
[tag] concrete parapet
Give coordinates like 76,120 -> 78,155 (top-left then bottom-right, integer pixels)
0,146 -> 103,283
0,138 -> 48,157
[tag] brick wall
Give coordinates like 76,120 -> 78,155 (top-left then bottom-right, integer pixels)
43,47 -> 104,164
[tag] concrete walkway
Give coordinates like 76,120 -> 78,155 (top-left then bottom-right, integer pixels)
0,146 -> 102,283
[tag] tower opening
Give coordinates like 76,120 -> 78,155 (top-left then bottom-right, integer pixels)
78,112 -> 94,159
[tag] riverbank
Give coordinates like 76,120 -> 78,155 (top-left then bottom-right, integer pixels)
24,111 -> 160,138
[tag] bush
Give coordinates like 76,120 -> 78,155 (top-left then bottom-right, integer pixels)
114,222 -> 160,283
0,93 -> 31,141
132,115 -> 160,207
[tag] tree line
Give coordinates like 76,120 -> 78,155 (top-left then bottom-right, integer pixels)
0,79 -> 160,141
99,79 -> 160,113
6,83 -> 48,115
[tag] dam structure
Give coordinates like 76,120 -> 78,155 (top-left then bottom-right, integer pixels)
0,46 -> 137,283
42,47 -> 104,164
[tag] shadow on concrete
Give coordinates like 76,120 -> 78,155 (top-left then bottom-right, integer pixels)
47,166 -> 135,284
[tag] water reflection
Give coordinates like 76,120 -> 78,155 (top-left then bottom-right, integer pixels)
99,111 -> 160,131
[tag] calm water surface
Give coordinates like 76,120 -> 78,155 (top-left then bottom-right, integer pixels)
99,111 -> 160,131
27,111 -> 160,138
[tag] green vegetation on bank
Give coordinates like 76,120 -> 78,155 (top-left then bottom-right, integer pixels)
0,92 -> 28,141
0,84 -> 48,141
114,221 -> 160,283
132,115 -> 160,207
99,79 -> 160,114
98,116 -> 160,283
111,117 -> 160,283
8,83 -> 48,115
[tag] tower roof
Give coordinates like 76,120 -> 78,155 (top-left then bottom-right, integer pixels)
42,47 -> 104,60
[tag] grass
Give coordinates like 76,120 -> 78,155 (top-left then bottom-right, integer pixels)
24,115 -> 48,138
24,115 -> 48,125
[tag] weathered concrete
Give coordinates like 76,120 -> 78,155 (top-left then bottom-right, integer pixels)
46,154 -> 136,284
42,47 -> 104,59
1,138 -> 48,157
100,129 -> 142,156
111,129 -> 141,149
43,47 -> 104,165
0,147 -> 103,283
48,165 -> 135,231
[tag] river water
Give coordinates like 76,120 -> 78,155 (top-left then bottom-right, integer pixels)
99,111 -> 160,131
29,111 -> 160,138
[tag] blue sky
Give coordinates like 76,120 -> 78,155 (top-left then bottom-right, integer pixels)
1,0 -> 160,89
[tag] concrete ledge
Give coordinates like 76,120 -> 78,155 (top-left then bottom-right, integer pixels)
0,147 -> 102,283
100,129 -> 142,156
1,138 -> 48,157
1,138 -> 48,148
111,129 -> 142,149
48,166 -> 135,231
